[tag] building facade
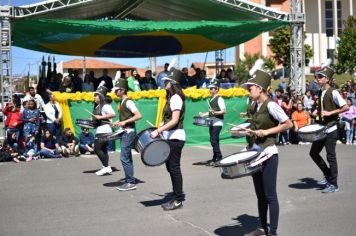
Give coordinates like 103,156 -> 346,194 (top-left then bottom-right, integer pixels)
236,0 -> 355,68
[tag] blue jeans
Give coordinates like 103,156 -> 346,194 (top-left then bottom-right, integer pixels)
40,149 -> 60,158
7,127 -> 20,142
120,131 -> 136,184
79,143 -> 93,154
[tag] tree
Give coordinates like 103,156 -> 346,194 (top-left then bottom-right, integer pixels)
335,16 -> 356,75
269,26 -> 313,67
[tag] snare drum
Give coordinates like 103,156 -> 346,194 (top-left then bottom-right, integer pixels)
76,119 -> 95,129
216,151 -> 262,179
96,129 -> 126,142
134,128 -> 170,166
298,124 -> 326,142
230,123 -> 251,138
193,116 -> 214,127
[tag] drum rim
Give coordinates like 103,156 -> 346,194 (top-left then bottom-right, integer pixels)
134,127 -> 157,152
220,165 -> 262,179
298,124 -> 325,134
140,139 -> 170,166
216,151 -> 260,167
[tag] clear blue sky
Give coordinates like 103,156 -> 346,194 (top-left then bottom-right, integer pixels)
8,0 -> 235,76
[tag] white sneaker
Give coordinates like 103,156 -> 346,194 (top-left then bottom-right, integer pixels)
95,166 -> 112,176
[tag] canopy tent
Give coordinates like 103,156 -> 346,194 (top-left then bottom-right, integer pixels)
12,19 -> 287,58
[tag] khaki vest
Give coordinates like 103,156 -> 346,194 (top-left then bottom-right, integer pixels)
162,96 -> 185,130
119,98 -> 135,129
209,96 -> 224,119
248,98 -> 279,148
317,88 -> 339,127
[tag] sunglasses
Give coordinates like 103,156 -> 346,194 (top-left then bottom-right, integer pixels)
209,87 -> 217,90
315,74 -> 325,79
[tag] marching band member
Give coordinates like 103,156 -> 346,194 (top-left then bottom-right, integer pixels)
310,66 -> 348,193
242,69 -> 293,236
150,67 -> 186,211
112,79 -> 142,191
93,83 -> 116,176
198,79 -> 226,166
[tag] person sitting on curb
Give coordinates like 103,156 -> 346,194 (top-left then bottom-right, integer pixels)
58,128 -> 80,157
39,129 -> 62,159
79,127 -> 95,154
23,135 -> 40,161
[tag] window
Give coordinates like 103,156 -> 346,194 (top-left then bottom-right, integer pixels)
325,1 -> 342,37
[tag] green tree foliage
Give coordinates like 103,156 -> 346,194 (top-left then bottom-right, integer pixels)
335,16 -> 356,74
269,26 -> 313,67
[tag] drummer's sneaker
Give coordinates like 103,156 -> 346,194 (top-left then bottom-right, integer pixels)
95,166 -> 112,176
253,227 -> 268,235
317,176 -> 329,185
116,183 -> 136,191
162,199 -> 183,211
322,184 -> 339,193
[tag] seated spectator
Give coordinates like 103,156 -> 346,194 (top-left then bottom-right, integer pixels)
79,127 -> 95,154
59,75 -> 73,93
58,128 -> 80,157
180,67 -> 190,89
196,70 -> 209,89
291,103 -> 311,144
40,129 -> 62,159
140,70 -> 158,90
4,131 -> 20,154
23,135 -> 39,161
23,86 -> 46,111
72,70 -> 83,93
1,139 -> 20,163
22,99 -> 41,139
340,98 -> 356,145
82,74 -> 94,92
156,63 -> 170,89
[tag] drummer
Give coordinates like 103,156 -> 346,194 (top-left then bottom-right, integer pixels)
150,67 -> 186,211
198,79 -> 226,166
92,83 -> 116,176
242,69 -> 293,236
112,79 -> 142,191
309,66 -> 348,193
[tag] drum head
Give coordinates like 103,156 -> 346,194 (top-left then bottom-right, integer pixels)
141,140 -> 170,166
219,151 -> 259,165
299,124 -> 325,133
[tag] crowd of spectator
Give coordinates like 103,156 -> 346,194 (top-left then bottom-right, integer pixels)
0,89 -> 96,163
270,78 -> 356,145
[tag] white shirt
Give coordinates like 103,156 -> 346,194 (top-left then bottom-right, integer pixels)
95,104 -> 115,134
321,89 -> 347,133
211,95 -> 226,127
44,102 -> 62,123
161,94 -> 186,141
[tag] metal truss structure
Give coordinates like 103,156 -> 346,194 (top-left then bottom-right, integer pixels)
215,50 -> 225,77
289,0 -> 305,95
209,0 -> 288,21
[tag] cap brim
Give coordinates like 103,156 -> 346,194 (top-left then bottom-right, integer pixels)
162,77 -> 172,81
242,82 -> 259,89
208,84 -> 218,88
315,71 -> 327,78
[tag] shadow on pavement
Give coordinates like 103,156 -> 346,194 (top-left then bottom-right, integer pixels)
82,166 -> 120,174
214,214 -> 260,236
139,192 -> 173,207
103,178 -> 145,187
192,160 -> 210,166
288,177 -> 323,190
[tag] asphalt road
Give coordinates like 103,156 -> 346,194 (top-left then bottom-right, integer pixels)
1,143 -> 356,236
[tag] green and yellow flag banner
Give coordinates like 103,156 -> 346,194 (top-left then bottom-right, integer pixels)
13,19 -> 287,57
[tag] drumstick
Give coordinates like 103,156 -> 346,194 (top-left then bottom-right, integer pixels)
85,109 -> 111,124
146,120 -> 155,127
85,109 -> 95,116
227,123 -> 239,127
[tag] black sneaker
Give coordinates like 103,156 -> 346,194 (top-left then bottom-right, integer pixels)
162,200 -> 183,211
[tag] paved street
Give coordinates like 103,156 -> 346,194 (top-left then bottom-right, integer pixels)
1,143 -> 356,236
